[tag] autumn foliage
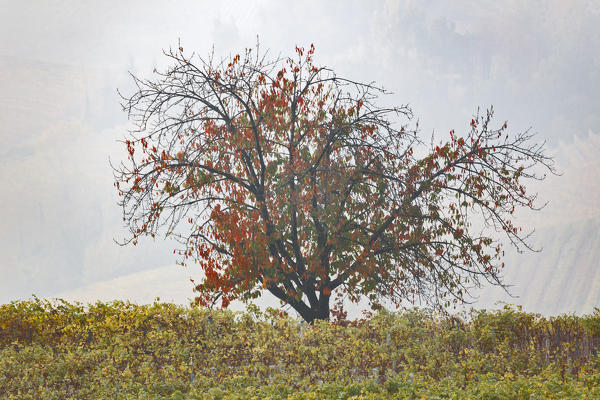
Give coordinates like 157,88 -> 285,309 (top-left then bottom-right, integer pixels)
114,44 -> 554,322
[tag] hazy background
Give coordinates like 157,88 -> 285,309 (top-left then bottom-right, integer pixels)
1,0 -> 599,317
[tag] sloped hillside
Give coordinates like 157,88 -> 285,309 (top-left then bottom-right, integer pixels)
476,133 -> 600,315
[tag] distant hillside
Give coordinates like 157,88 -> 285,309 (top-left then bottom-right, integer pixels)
475,133 -> 600,315
476,216 -> 600,315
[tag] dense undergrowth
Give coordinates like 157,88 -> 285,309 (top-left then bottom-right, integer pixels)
1,297 -> 599,399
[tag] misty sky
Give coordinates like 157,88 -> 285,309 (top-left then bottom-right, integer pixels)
1,1 -> 599,316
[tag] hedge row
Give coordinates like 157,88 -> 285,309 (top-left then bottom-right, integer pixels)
1,297 -> 598,398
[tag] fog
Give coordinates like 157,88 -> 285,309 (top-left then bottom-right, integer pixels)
1,1 -> 598,317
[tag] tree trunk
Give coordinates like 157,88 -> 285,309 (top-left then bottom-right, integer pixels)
316,293 -> 330,321
290,295 -> 330,323
268,285 -> 331,323
305,293 -> 330,323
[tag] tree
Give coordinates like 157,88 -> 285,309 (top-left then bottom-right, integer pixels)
114,43 -> 554,323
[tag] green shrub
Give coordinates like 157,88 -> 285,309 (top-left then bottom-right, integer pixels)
0,298 -> 598,398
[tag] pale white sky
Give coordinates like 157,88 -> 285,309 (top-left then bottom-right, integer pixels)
1,1 -> 599,317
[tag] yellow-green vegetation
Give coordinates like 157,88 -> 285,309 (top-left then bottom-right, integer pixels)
1,297 -> 599,399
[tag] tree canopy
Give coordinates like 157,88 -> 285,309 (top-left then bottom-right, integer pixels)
114,44 -> 554,322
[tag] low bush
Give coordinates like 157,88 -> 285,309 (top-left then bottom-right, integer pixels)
1,298 -> 598,398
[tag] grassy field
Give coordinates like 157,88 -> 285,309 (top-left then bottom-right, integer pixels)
1,297 -> 599,399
